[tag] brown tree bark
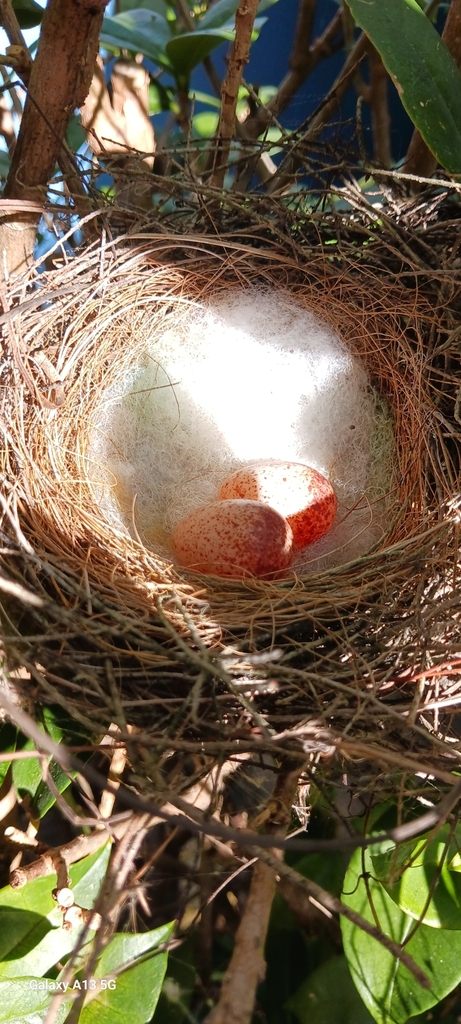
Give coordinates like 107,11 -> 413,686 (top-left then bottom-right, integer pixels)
210,0 -> 260,190
0,0 -> 109,278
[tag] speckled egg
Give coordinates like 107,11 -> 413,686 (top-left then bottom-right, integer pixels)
172,499 -> 293,578
219,461 -> 337,549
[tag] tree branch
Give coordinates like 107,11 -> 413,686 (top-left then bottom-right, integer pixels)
8,822 -> 130,888
204,762 -> 300,1024
267,31 -> 368,194
354,42 -> 391,168
210,0 -> 260,190
260,0 -> 317,125
252,846 -> 431,990
249,0 -> 343,137
0,0 -> 109,277
3,673 -> 461,858
0,0 -> 28,51
233,3 -> 345,191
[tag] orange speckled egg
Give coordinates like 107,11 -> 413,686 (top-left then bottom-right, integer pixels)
172,499 -> 293,578
219,461 -> 337,549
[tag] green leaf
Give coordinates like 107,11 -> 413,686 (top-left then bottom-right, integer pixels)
341,845 -> 461,1024
199,0 -> 278,30
11,707 -> 75,817
12,749 -> 42,801
190,89 -> 222,109
372,826 -> 461,930
149,79 -> 174,113
345,0 -> 461,175
199,0 -> 240,30
153,940 -> 196,1024
288,955 -> 375,1024
80,925 -> 174,1024
100,11 -> 172,69
70,841 -> 112,908
118,0 -> 169,15
32,762 -> 73,820
80,955 -> 169,1024
94,924 -> 173,977
0,723 -> 17,787
193,111 -> 219,136
66,115 -> 86,154
166,29 -> 234,77
11,0 -> 43,29
13,707 -> 87,818
290,851 -> 345,898
0,844 -> 110,979
0,977 -> 69,1024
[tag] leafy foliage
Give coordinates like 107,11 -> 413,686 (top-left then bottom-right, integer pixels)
0,839 -> 172,1024
11,0 -> 43,29
341,840 -> 461,1024
372,824 -> 461,930
346,0 -> 461,174
0,844 -> 111,979
288,955 -> 375,1024
100,0 -> 268,85
78,925 -> 172,1024
10,706 -> 84,821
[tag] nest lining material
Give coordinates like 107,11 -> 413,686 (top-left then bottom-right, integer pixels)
88,285 -> 395,574
1,229 -> 461,789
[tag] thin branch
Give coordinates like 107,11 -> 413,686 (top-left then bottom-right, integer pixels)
252,846 -> 431,990
0,0 -> 108,276
354,42 -> 391,168
210,0 -> 260,190
204,762 -> 300,1024
2,678 -> 461,855
261,0 -> 317,124
248,0 -> 343,138
0,0 -> 28,51
45,813 -> 154,1024
267,31 -> 368,194
8,818 -> 132,888
233,3 -> 344,191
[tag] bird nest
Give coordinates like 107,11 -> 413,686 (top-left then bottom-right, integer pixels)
1,203 -> 461,805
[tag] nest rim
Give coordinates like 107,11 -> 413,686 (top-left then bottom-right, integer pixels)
4,234 -> 452,604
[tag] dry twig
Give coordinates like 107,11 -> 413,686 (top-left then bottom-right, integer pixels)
210,0 -> 260,189
267,31 -> 368,192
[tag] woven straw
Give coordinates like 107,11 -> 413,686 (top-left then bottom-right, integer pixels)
1,207 -> 460,799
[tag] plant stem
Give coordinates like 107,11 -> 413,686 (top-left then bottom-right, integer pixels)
210,0 -> 260,190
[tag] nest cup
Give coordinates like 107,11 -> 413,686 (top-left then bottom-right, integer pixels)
1,230 -> 460,781
89,280 -> 395,574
